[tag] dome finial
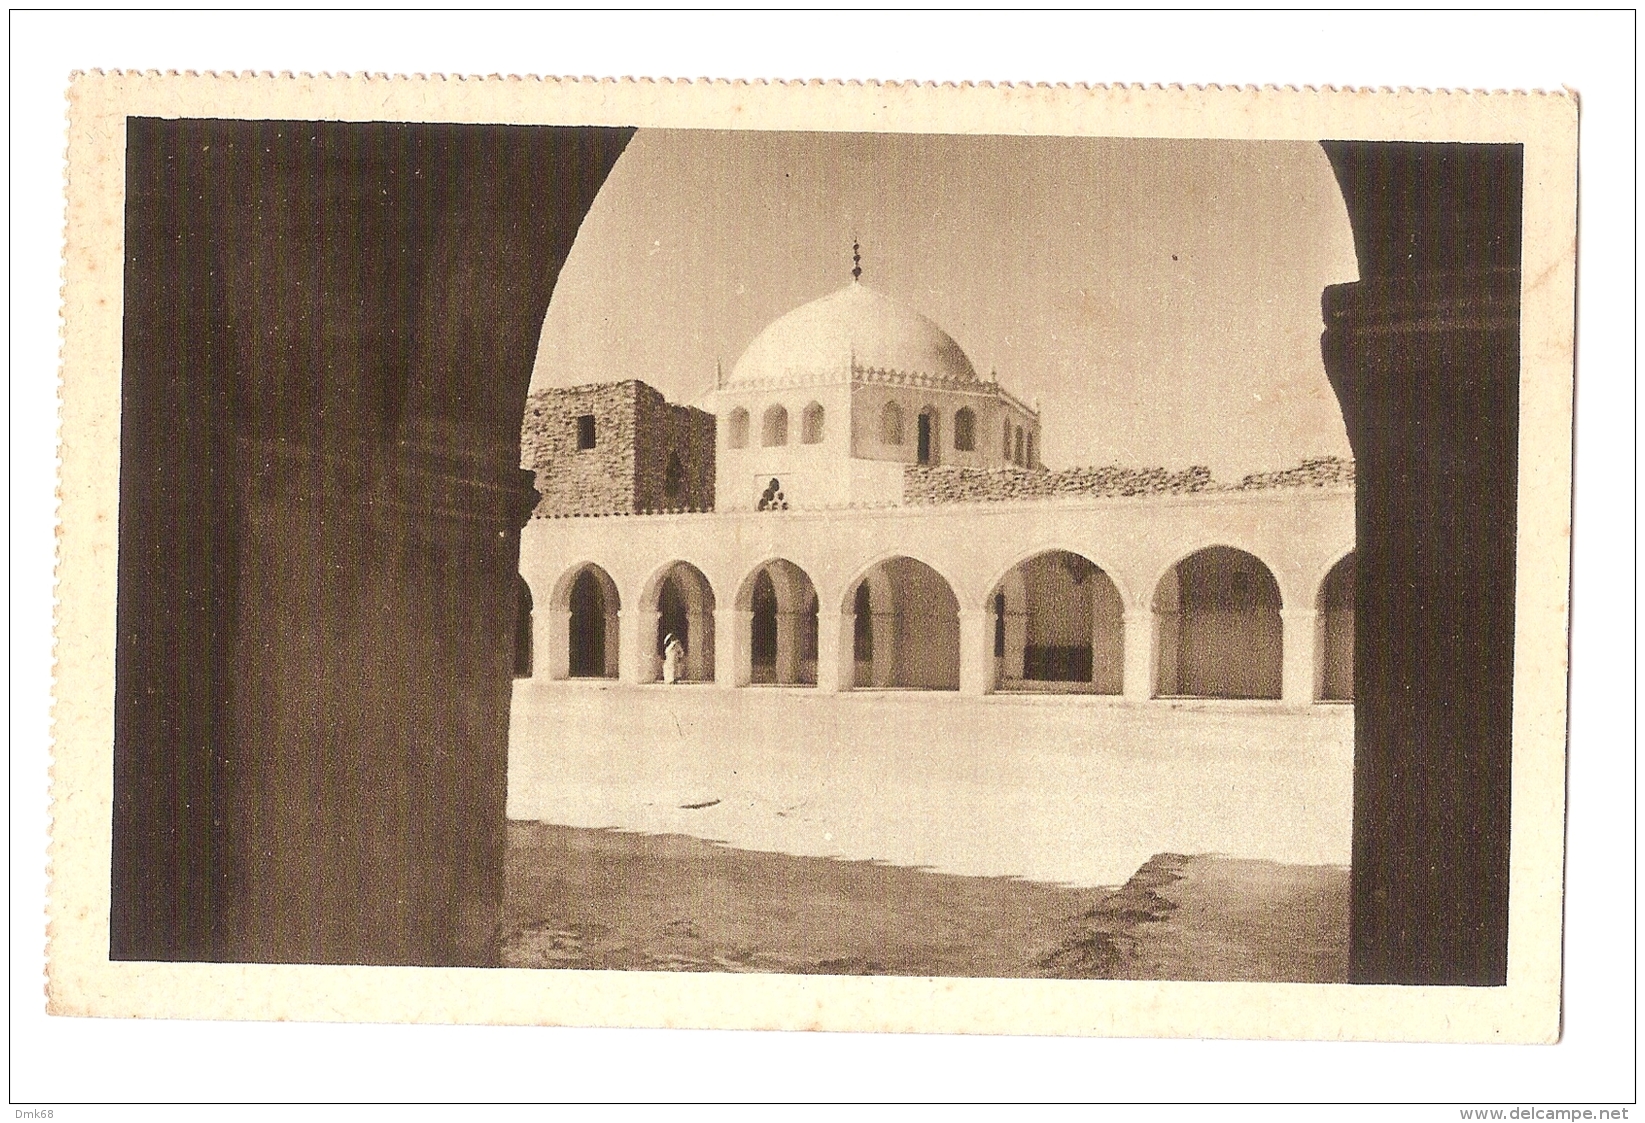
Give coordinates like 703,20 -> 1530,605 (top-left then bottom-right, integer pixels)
851,239 -> 862,282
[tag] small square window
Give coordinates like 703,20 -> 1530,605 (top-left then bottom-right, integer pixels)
575,414 -> 596,450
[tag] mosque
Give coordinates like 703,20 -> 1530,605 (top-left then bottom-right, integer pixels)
513,259 -> 1356,708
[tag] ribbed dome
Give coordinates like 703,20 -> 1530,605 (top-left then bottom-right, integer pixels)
728,282 -> 978,386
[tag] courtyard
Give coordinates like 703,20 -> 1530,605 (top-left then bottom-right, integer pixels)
508,682 -> 1353,888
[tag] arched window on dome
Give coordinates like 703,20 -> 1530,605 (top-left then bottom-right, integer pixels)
801,402 -> 825,444
727,408 -> 749,449
1026,431 -> 1036,468
762,404 -> 788,447
953,408 -> 976,452
1002,417 -> 1013,461
880,401 -> 904,446
916,408 -> 938,466
1013,426 -> 1025,466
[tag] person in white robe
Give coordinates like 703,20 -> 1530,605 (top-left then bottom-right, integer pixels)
662,633 -> 685,684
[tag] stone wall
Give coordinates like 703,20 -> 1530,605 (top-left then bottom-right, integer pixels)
523,382 -> 638,516
904,463 -> 1214,505
523,376 -> 1349,518
523,381 -> 716,516
1233,456 -> 1356,491
633,382 -> 716,513
905,458 -> 1355,506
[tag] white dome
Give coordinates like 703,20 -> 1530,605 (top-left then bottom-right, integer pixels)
728,282 -> 978,386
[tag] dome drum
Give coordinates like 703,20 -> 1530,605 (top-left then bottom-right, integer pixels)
712,279 -> 1041,510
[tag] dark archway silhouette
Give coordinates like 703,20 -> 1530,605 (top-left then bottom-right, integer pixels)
737,559 -> 818,686
750,570 -> 779,680
1316,552 -> 1355,701
567,569 -> 613,678
853,581 -> 873,664
646,561 -> 716,682
513,575 -> 534,679
657,573 -> 689,656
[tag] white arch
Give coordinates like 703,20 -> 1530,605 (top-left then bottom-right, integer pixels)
983,548 -> 1125,694
837,549 -> 966,617
553,560 -> 621,681
638,558 -> 718,613
1149,543 -> 1291,612
1312,545 -> 1358,611
734,556 -> 819,613
979,544 -> 1133,611
549,560 -> 622,612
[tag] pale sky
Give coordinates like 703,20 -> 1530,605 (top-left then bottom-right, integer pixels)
531,131 -> 1359,480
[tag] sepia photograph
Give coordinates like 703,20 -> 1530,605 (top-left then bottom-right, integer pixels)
503,130 -> 1361,982
42,64 -> 1582,1061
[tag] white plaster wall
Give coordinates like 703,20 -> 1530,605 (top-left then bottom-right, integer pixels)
710,381 -> 853,509
846,458 -> 907,506
849,381 -> 1036,470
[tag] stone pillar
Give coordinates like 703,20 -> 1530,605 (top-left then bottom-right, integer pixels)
1322,140 -> 1525,985
816,612 -> 848,693
686,608 -> 713,682
621,609 -> 659,684
871,610 -> 897,687
1003,609 -> 1028,682
835,613 -> 858,692
604,608 -> 624,679
1280,608 -> 1319,706
1122,608 -> 1155,702
774,610 -> 801,685
1154,609 -> 1180,695
958,609 -> 995,696
715,608 -> 751,687
543,607 -> 571,680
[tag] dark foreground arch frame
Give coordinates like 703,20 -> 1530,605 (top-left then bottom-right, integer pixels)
1323,140 -> 1523,985
109,118 -> 634,966
109,123 -> 1524,986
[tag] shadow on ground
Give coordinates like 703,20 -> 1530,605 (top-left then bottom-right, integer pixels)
502,822 -> 1348,981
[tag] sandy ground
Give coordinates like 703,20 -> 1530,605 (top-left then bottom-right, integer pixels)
509,682 -> 1353,886
503,822 -> 1111,976
501,823 -> 1349,981
1040,852 -> 1349,982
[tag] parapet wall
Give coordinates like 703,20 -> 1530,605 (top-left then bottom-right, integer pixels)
904,463 -> 1214,505
1231,456 -> 1356,491
904,456 -> 1355,506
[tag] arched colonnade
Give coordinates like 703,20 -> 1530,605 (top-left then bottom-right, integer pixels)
519,496 -> 1356,704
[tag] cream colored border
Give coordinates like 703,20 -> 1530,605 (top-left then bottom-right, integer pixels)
50,73 -> 1578,1042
